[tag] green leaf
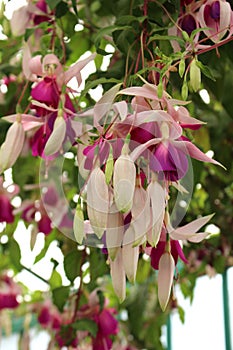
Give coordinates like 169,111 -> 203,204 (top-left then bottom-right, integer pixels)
59,11 -> 77,37
178,305 -> 185,324
55,1 -> 68,18
93,25 -> 132,49
196,60 -> 216,81
52,286 -> 70,312
46,0 -> 61,10
50,269 -> 62,289
72,319 -> 98,337
9,239 -> 22,272
148,34 -> 184,45
64,250 -> 82,283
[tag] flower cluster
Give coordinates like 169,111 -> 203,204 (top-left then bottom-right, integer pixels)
36,291 -> 118,350
170,0 -> 233,43
74,80 -> 222,309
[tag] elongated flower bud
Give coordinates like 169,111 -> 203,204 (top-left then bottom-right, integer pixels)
0,120 -> 25,173
158,252 -> 175,311
73,203 -> 85,244
44,115 -> 66,156
113,154 -> 136,213
190,59 -> 201,92
110,248 -> 126,303
122,231 -> 139,283
106,203 -> 124,261
147,179 -> 165,246
87,167 -> 109,239
131,181 -> 150,244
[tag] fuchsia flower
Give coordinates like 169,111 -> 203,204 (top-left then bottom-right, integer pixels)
38,300 -> 62,330
92,308 -> 118,350
10,0 -> 52,36
147,213 -> 214,309
198,0 -> 233,42
0,176 -> 19,223
26,53 -> 96,158
0,274 -> 21,310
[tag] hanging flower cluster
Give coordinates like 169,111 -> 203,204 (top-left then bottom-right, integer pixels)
73,80 -> 223,310
0,4 -> 232,347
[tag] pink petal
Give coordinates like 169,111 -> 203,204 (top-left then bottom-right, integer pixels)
93,83 -> 122,130
64,53 -> 97,85
170,214 -> 214,241
28,55 -> 43,77
130,137 -> 162,161
175,140 -> 225,168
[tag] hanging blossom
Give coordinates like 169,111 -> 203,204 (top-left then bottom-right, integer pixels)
0,52 -> 96,172
38,290 -> 119,349
73,80 -> 224,307
10,0 -> 53,37
26,52 -> 96,158
168,0 -> 233,51
0,274 -> 21,310
0,176 -> 19,223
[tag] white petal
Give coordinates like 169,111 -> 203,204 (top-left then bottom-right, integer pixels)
110,249 -> 126,302
122,242 -> 139,283
158,252 -> 175,311
169,214 -> 214,240
87,167 -> 109,238
113,154 -> 136,213
44,117 -> 66,156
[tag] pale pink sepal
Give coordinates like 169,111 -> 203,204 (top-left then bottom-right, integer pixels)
130,138 -> 162,162
122,239 -> 139,283
169,214 -> 214,242
110,249 -> 126,303
44,116 -> 66,156
87,167 -> 109,238
158,252 -> 175,311
113,154 -> 136,213
10,5 -> 31,36
93,83 -> 122,130
64,53 -> 97,86
28,55 -> 43,77
0,121 -> 25,173
3,114 -> 44,131
175,140 -> 226,169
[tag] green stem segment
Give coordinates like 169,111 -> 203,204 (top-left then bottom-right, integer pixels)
222,268 -> 232,350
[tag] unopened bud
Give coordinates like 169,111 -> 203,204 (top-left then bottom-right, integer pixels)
73,203 -> 85,244
87,167 -> 109,238
44,115 -> 66,156
158,252 -> 175,311
190,59 -> 201,92
0,120 -> 25,173
113,154 -> 136,213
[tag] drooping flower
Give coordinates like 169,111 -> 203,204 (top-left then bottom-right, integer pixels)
0,274 -> 21,310
198,0 -> 233,42
92,308 -> 118,350
0,176 -> 19,223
